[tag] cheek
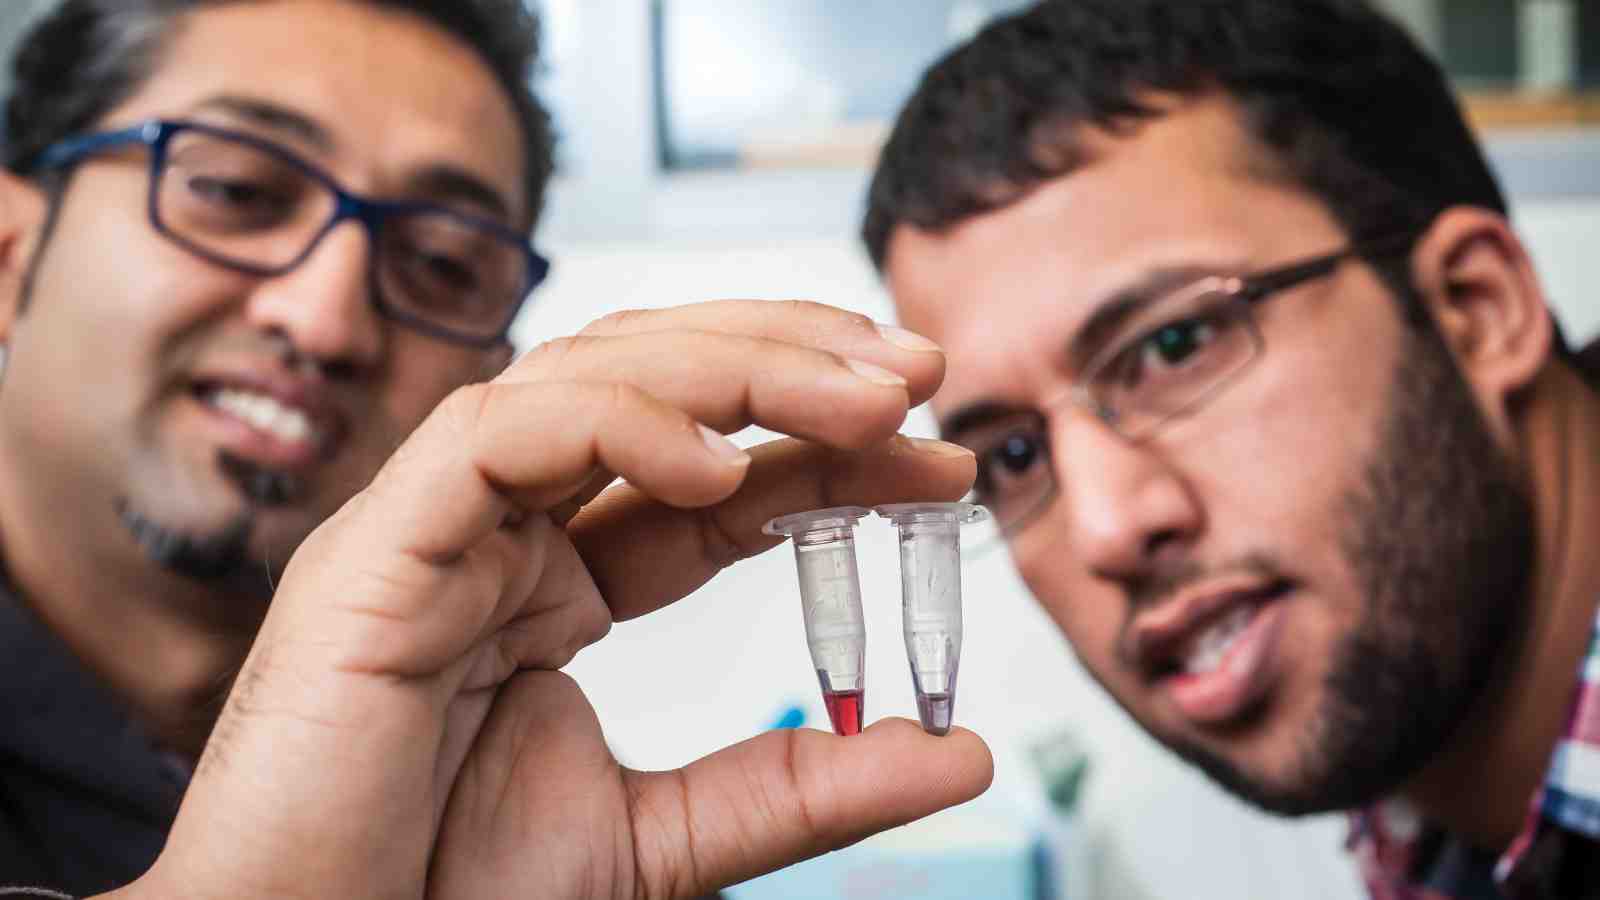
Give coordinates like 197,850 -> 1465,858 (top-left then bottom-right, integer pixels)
373,336 -> 487,432
39,181 -> 246,353
1177,316 -> 1394,569
1013,542 -> 1127,679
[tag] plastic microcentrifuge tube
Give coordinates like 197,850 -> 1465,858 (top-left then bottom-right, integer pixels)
874,502 -> 989,736
764,506 -> 872,736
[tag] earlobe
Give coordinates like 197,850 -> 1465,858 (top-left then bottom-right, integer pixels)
0,169 -> 48,343
1407,206 -> 1551,404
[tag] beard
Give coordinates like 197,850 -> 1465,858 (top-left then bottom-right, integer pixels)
113,451 -> 304,601
118,498 -> 256,583
1162,324 -> 1536,815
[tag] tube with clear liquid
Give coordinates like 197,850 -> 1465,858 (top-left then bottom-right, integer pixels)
764,506 -> 871,736
874,502 -> 989,736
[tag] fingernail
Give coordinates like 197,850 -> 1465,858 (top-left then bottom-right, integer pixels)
846,358 -> 908,388
877,323 -> 944,353
907,437 -> 974,458
697,424 -> 751,466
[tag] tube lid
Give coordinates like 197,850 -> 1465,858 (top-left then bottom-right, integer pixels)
763,505 -> 872,537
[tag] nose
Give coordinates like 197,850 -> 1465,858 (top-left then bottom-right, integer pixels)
1050,409 -> 1203,580
243,220 -> 384,370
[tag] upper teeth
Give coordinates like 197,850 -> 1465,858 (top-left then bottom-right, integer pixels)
1181,605 -> 1256,676
210,387 -> 316,445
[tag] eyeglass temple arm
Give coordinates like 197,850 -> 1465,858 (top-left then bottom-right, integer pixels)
1238,255 -> 1345,303
32,124 -> 154,171
1239,234 -> 1417,303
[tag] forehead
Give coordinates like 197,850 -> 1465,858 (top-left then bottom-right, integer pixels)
108,0 -> 526,219
886,96 -> 1347,422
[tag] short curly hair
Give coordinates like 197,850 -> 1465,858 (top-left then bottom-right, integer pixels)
863,0 -> 1517,338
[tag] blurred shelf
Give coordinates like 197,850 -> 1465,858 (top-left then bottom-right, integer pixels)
1464,89 -> 1600,131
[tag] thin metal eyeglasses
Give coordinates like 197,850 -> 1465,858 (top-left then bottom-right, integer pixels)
29,119 -> 550,347
954,236 -> 1415,540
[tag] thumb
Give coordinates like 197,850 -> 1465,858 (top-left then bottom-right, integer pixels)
630,717 -> 995,896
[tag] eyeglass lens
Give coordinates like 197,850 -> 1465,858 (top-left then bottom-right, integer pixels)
155,128 -> 528,341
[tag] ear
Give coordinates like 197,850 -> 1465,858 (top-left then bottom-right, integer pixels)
0,169 -> 47,343
1407,206 -> 1552,424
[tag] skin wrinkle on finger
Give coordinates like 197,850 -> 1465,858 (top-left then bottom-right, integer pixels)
577,299 -> 878,345
569,299 -> 947,405
363,379 -> 742,570
625,767 -> 699,900
503,330 -> 913,444
622,721 -> 992,894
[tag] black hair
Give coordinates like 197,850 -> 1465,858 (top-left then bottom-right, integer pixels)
863,0 -> 1513,332
4,0 -> 555,226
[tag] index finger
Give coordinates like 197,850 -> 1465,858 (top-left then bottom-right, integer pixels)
568,434 -> 976,622
579,300 -> 947,407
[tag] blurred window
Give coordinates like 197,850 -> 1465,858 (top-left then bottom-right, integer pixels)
1378,0 -> 1600,129
652,0 -> 1030,172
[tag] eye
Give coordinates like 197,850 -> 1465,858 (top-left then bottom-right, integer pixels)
973,429 -> 1049,507
186,175 -> 294,218
404,245 -> 480,291
1104,310 -> 1231,391
1141,317 -> 1216,370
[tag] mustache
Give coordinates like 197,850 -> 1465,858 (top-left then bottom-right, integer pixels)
171,330 -> 345,383
1123,551 -> 1290,614
1114,552 -> 1292,673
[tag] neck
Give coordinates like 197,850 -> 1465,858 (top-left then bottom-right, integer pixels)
1401,361 -> 1600,852
0,483 -> 264,759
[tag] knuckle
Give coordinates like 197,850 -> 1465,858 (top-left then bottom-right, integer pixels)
519,335 -> 587,377
696,506 -> 751,570
437,382 -> 498,436
567,604 -> 613,661
838,309 -> 877,335
581,307 -> 650,336
780,729 -> 825,842
777,299 -> 873,335
599,380 -> 637,417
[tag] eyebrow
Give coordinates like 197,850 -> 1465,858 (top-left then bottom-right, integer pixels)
1066,263 -> 1229,373
937,261 -> 1234,440
191,95 -> 517,224
409,165 -> 514,224
939,400 -> 1035,442
193,95 -> 334,152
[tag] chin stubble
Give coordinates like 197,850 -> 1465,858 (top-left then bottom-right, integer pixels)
113,451 -> 302,594
116,497 -> 255,583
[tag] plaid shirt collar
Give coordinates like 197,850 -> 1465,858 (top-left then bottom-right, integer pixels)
1350,611 -> 1600,899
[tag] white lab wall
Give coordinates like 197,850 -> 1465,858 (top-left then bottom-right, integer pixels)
516,199 -> 1598,900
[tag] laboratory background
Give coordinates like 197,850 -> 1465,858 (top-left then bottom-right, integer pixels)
3,1 -> 1597,898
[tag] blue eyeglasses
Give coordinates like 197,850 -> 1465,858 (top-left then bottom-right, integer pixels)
33,119 -> 550,347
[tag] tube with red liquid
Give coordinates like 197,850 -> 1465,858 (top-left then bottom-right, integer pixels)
764,506 -> 871,736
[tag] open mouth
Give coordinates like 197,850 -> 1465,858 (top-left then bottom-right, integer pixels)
1136,579 -> 1294,726
1153,582 -> 1290,679
188,376 -> 343,472
195,383 -> 323,447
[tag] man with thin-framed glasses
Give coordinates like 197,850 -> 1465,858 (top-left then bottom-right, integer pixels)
0,1 -> 990,897
873,1 -> 1600,897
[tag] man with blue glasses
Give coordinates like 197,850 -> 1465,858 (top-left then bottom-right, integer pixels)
0,1 -> 988,897
876,1 -> 1600,898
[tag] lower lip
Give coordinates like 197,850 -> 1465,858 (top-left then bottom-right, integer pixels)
1161,599 -> 1287,726
191,392 -> 322,470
